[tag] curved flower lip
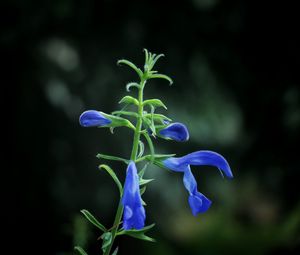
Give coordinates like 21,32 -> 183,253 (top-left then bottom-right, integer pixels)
121,161 -> 146,230
163,150 -> 233,179
158,122 -> 189,142
184,168 -> 212,215
79,110 -> 112,127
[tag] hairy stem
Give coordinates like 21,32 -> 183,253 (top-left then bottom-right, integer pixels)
103,78 -> 146,255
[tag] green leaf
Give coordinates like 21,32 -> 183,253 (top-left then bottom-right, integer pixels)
137,140 -> 144,158
99,164 -> 123,197
80,210 -> 107,232
143,99 -> 167,109
126,82 -> 141,92
148,54 -> 164,71
148,74 -> 173,85
101,232 -> 112,253
117,59 -> 143,78
96,154 -> 129,164
143,132 -> 155,163
136,153 -> 176,163
117,224 -> 156,242
112,247 -> 119,255
74,246 -> 88,255
138,163 -> 149,178
144,113 -> 172,122
112,111 -> 139,118
119,96 -> 139,106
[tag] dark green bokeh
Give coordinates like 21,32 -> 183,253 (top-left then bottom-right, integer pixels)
6,0 -> 299,254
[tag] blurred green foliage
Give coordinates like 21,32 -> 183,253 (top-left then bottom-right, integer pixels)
5,0 -> 299,254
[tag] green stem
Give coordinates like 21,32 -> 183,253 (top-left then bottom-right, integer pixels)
103,78 -> 146,255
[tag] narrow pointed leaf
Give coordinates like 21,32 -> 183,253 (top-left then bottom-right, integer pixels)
143,99 -> 167,109
117,59 -> 143,78
112,111 -> 139,118
143,132 -> 155,163
96,154 -> 129,164
117,224 -> 156,242
126,82 -> 140,92
112,247 -> 119,255
138,163 -> 149,178
149,54 -> 164,70
149,74 -> 173,85
119,96 -> 139,106
137,140 -> 145,158
144,113 -> 172,122
80,210 -> 107,232
74,246 -> 88,255
99,164 -> 123,197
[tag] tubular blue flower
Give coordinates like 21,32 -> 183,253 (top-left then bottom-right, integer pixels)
122,161 -> 146,230
162,150 -> 233,215
158,122 -> 189,142
79,110 -> 112,127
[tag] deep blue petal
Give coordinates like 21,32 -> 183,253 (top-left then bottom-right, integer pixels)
163,157 -> 188,172
159,122 -> 189,142
79,110 -> 111,127
188,192 -> 212,215
163,150 -> 233,178
121,161 -> 146,230
183,167 -> 197,194
183,168 -> 212,215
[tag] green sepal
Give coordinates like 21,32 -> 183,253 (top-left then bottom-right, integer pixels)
101,112 -> 135,130
139,178 -> 154,186
119,96 -> 139,106
117,59 -> 143,79
148,73 -> 173,85
143,99 -> 167,110
140,185 -> 146,195
126,82 -> 141,92
117,224 -> 156,242
74,246 -> 88,255
80,209 -> 107,232
101,232 -> 113,253
99,164 -> 123,197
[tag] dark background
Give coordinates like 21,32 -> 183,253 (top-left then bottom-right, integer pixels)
5,0 -> 299,254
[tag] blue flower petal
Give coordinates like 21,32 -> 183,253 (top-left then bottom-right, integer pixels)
163,150 -> 233,178
183,168 -> 212,215
121,161 -> 146,230
79,110 -> 112,127
188,192 -> 212,215
162,150 -> 232,216
159,122 -> 189,142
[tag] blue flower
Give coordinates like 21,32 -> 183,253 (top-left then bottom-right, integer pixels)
79,110 -> 112,127
122,161 -> 146,230
163,150 -> 233,215
158,122 -> 189,142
